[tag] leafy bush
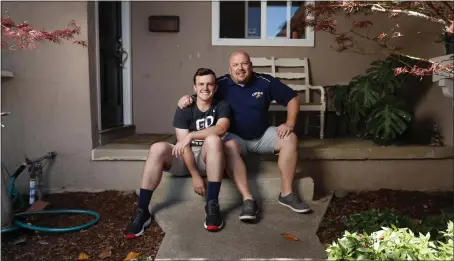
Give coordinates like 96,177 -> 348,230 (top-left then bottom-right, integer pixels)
326,221 -> 454,260
342,208 -> 454,241
332,55 -> 416,145
343,208 -> 414,235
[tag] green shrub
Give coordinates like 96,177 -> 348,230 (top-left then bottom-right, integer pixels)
342,208 -> 454,241
332,55 -> 416,145
343,208 -> 414,235
326,221 -> 453,260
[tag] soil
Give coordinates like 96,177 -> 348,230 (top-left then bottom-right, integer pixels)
2,189 -> 452,260
316,189 -> 454,246
1,191 -> 165,261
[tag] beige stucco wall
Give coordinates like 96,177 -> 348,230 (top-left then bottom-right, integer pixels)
1,1 -> 93,191
131,1 -> 446,134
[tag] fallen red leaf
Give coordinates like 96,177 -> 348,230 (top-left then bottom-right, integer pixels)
99,247 -> 112,259
281,233 -> 299,241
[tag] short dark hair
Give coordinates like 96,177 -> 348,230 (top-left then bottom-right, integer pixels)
193,68 -> 216,85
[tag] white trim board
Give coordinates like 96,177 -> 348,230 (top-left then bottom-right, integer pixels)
121,1 -> 132,126
94,1 -> 133,131
212,0 -> 315,47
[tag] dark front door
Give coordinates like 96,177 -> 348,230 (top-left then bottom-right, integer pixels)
98,1 -> 124,130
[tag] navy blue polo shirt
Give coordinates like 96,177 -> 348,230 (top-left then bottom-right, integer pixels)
214,73 -> 297,140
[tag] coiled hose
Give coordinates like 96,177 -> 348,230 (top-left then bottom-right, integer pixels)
1,209 -> 101,233
2,175 -> 101,234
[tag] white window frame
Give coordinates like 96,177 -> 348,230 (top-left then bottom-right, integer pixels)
212,0 -> 315,47
94,1 -> 133,130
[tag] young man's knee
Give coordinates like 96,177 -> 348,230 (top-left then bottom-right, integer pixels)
149,142 -> 171,159
204,135 -> 224,152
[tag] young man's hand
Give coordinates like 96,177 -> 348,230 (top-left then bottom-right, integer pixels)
172,134 -> 193,158
178,95 -> 194,109
192,175 -> 205,196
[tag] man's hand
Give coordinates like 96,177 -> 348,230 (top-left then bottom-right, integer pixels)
172,134 -> 192,158
192,175 -> 205,196
178,95 -> 194,109
277,123 -> 294,139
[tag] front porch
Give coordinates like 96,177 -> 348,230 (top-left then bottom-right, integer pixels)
92,133 -> 453,161
91,134 -> 454,197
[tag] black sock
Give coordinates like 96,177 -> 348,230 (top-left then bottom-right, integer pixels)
207,181 -> 222,202
138,188 -> 153,214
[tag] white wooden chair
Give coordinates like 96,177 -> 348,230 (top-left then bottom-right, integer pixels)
251,57 -> 326,139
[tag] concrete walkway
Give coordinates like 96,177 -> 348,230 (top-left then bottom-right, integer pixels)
150,195 -> 332,260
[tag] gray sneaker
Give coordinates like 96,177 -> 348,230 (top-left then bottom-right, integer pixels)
239,199 -> 259,221
278,192 -> 311,213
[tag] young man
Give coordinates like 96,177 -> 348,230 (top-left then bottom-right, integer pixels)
178,51 -> 311,220
124,68 -> 231,238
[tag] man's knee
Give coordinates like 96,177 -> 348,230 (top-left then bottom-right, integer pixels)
281,132 -> 298,148
204,135 -> 223,153
224,139 -> 242,155
149,142 -> 171,159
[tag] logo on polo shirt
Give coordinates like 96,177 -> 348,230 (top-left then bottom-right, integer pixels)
252,92 -> 263,99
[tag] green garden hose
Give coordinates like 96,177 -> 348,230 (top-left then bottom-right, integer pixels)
1,209 -> 101,234
2,175 -> 101,234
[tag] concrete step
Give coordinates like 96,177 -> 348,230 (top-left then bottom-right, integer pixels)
144,172 -> 314,203
137,156 -> 314,203
91,138 -> 453,161
150,195 -> 332,260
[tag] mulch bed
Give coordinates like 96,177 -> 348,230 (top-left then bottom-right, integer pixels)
1,191 -> 165,261
2,189 -> 452,260
316,189 -> 453,246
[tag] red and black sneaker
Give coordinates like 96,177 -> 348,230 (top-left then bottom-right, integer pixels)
204,199 -> 223,232
124,208 -> 152,239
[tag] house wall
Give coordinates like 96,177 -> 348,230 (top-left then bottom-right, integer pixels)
131,1 -> 447,134
1,1 -> 94,192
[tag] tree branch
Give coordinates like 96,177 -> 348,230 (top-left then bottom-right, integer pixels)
441,1 -> 453,12
349,29 -> 437,65
424,1 -> 450,24
371,4 -> 448,25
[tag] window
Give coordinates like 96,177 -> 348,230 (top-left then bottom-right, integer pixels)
212,0 -> 314,47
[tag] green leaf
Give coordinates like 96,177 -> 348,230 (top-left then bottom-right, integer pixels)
358,247 -> 374,253
366,96 -> 411,143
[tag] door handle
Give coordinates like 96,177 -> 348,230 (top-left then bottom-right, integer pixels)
119,47 -> 128,68
117,38 -> 128,68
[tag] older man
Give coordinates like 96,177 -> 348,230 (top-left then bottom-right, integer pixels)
178,51 -> 311,220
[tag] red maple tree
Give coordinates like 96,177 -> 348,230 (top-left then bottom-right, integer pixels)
296,1 -> 454,77
1,13 -> 87,50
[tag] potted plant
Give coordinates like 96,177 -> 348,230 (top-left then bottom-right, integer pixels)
443,22 -> 454,54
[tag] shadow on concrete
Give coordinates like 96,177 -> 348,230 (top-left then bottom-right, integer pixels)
149,176 -> 188,215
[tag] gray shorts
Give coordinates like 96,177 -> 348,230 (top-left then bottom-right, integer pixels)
165,145 -> 206,177
224,126 -> 278,156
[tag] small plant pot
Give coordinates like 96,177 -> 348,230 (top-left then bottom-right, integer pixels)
445,42 -> 454,55
444,32 -> 454,54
